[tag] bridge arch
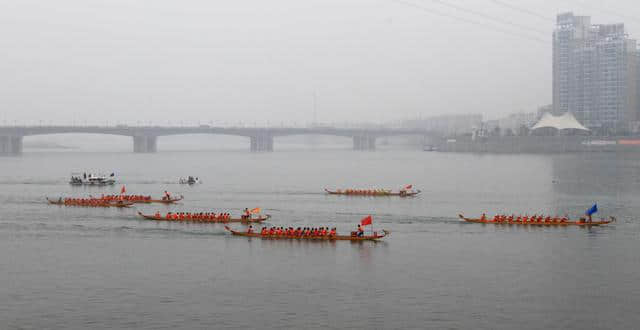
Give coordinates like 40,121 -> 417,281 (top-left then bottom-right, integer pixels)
273,133 -> 353,150
21,133 -> 132,152
158,133 -> 250,151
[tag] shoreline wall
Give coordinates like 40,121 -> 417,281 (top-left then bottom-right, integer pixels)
434,136 -> 640,153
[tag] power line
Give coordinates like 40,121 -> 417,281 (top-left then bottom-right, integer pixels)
389,0 -> 549,44
427,0 -> 550,36
487,0 -> 555,22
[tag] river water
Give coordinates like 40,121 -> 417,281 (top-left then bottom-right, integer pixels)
1,149 -> 639,329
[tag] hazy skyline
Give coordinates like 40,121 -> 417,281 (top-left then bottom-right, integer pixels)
2,0 -> 640,125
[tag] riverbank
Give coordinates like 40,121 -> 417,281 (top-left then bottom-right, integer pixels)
433,135 -> 640,153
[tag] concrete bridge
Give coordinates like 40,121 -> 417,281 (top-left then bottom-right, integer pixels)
0,125 -> 438,155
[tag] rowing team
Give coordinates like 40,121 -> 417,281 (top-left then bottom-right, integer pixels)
158,212 -> 232,221
248,226 -> 338,237
60,198 -> 126,206
101,194 -> 151,201
484,214 -> 571,223
338,189 -> 390,195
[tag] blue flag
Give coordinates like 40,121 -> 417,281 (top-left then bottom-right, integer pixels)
586,204 -> 598,216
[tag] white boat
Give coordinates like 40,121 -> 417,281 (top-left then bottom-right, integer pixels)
69,172 -> 116,186
179,176 -> 201,185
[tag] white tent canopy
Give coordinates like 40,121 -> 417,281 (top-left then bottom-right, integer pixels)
531,112 -> 589,131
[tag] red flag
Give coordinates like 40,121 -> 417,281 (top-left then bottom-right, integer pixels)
404,184 -> 412,190
120,185 -> 126,194
360,215 -> 372,226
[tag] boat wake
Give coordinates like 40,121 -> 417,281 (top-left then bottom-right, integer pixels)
0,179 -> 63,185
0,221 -> 229,238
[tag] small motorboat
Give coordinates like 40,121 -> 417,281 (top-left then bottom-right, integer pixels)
69,172 -> 116,186
179,176 -> 201,185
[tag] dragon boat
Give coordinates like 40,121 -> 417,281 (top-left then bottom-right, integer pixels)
324,188 -> 420,197
128,195 -> 184,204
46,198 -> 134,208
224,226 -> 390,241
458,214 -> 615,226
137,212 -> 270,223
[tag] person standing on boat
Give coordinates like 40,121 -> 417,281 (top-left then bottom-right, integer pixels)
356,224 -> 364,237
242,208 -> 251,220
586,204 -> 598,224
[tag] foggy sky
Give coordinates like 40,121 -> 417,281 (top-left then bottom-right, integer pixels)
2,0 -> 640,126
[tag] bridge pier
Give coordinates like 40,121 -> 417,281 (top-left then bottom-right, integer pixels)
353,135 -> 376,151
250,134 -> 274,152
0,136 -> 23,156
133,136 -> 157,153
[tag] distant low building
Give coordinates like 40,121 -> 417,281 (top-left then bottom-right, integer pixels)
537,104 -> 553,118
497,112 -> 539,135
402,114 -> 483,136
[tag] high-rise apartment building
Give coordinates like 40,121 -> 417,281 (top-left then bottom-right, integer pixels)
552,12 -> 638,132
